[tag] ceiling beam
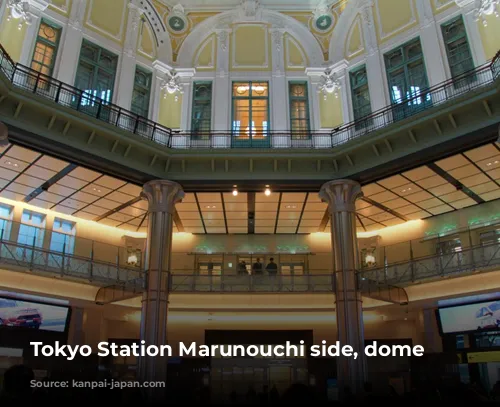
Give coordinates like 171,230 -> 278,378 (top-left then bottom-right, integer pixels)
274,192 -> 283,234
427,162 -> 485,204
0,144 -> 12,160
295,192 -> 308,234
194,192 -> 207,234
94,196 -> 143,222
361,197 -> 409,222
356,214 -> 367,232
24,163 -> 78,203
319,209 -> 330,232
136,212 -> 148,232
247,192 -> 255,234
220,192 -> 228,234
173,209 -> 184,233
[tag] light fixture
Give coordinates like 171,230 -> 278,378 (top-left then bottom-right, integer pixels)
127,253 -> 138,266
365,253 -> 376,267
486,160 -> 499,166
285,205 -> 297,209
205,205 -> 216,209
161,70 -> 183,102
5,160 -> 19,167
317,68 -> 341,100
232,185 -> 238,196
264,185 -> 271,196
6,0 -> 33,29
473,0 -> 499,26
401,187 -> 412,193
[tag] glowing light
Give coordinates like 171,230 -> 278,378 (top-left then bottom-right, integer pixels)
264,185 -> 271,196
232,185 -> 238,196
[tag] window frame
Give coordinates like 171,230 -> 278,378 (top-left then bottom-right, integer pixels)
131,65 -> 153,118
288,81 -> 311,139
30,18 -> 62,77
190,81 -> 213,138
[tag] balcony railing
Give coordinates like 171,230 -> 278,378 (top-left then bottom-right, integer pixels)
0,238 -> 144,288
358,240 -> 500,286
1,43 -> 498,150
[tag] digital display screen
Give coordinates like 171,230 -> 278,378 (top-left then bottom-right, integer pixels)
0,296 -> 70,333
438,299 -> 500,334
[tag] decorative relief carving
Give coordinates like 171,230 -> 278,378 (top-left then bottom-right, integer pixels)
216,29 -> 230,51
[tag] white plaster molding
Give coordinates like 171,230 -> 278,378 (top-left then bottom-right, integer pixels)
193,35 -> 215,69
285,35 -> 307,69
344,15 -> 365,59
137,23 -> 158,60
68,0 -> 86,30
329,0 -> 365,63
177,5 -> 323,67
123,3 -> 144,58
49,0 -> 70,14
85,0 -> 128,43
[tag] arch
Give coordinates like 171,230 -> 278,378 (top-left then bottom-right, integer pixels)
177,7 -> 324,67
329,0 -> 364,64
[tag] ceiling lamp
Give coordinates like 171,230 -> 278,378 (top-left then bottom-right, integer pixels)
232,185 -> 238,196
161,70 -> 183,102
475,0 -> 499,26
264,185 -> 271,196
6,0 -> 33,29
318,68 -> 341,100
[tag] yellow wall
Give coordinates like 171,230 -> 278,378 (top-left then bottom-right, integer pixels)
478,15 -> 500,60
373,0 -> 418,44
0,12 -> 28,62
230,24 -> 270,71
158,93 -> 182,129
84,0 -> 128,45
319,93 -> 344,128
345,14 -> 365,60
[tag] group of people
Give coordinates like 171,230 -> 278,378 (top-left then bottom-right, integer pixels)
237,258 -> 278,276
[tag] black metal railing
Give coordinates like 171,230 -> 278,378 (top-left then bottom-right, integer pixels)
358,240 -> 500,286
1,43 -> 499,150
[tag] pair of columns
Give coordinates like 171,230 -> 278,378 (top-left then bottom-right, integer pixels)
138,179 -> 365,401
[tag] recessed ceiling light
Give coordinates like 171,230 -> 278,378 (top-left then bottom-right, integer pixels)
487,161 -> 499,166
92,187 -> 101,193
401,187 -> 412,193
205,205 -> 216,209
5,160 -> 18,167
285,205 -> 297,209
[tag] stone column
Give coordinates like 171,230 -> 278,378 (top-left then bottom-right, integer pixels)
270,28 -> 288,133
57,0 -> 86,84
319,179 -> 366,397
360,0 -> 389,111
213,29 -> 231,136
115,3 -> 143,111
415,0 -> 448,86
138,180 -> 184,402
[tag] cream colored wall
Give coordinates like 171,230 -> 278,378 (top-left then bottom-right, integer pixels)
372,0 -> 419,45
0,12 -> 28,62
478,14 -> 500,60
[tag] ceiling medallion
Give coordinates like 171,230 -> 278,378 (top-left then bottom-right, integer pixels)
314,13 -> 334,32
6,0 -> 33,30
167,3 -> 188,34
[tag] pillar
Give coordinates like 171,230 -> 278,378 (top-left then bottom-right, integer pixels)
270,28 -> 287,132
415,0 -> 448,86
115,3 -> 143,111
319,179 -> 366,397
57,0 -> 86,84
360,0 -> 389,111
138,180 -> 184,401
213,29 -> 231,134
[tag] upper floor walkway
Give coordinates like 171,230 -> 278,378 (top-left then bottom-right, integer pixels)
1,44 -> 500,185
0,218 -> 498,305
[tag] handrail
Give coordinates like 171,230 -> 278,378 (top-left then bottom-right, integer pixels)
358,240 -> 500,285
0,42 -> 499,150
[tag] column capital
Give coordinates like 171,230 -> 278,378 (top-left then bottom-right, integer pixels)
319,179 -> 363,213
141,180 -> 184,213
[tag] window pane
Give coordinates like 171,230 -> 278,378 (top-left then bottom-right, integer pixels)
191,82 -> 212,136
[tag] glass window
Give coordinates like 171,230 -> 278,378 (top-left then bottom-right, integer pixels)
18,210 -> 45,248
191,82 -> 212,139
0,204 -> 13,241
30,19 -> 62,77
232,82 -> 270,147
349,65 -> 372,129
289,82 -> 310,139
74,40 -> 118,109
131,66 -> 152,118
49,218 -> 75,254
442,15 -> 474,79
384,38 -> 431,119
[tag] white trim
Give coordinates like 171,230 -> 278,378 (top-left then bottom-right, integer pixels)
137,22 -> 158,61
193,34 -> 216,69
344,14 -> 365,60
285,35 -> 307,69
177,7 -> 323,67
231,23 -> 269,69
48,0 -> 71,16
84,0 -> 128,43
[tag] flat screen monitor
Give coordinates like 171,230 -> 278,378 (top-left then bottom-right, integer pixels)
437,299 -> 500,334
0,295 -> 70,334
